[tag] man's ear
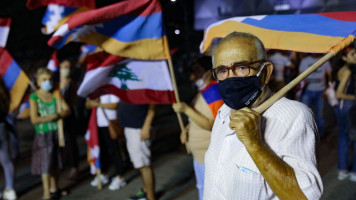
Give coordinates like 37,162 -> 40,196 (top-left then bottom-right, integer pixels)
262,62 -> 273,84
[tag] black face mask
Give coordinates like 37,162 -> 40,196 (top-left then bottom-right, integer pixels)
218,65 -> 265,110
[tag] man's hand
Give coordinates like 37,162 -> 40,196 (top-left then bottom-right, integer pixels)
229,107 -> 262,146
172,102 -> 188,114
140,125 -> 150,141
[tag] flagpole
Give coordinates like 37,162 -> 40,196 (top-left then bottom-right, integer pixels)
167,58 -> 185,132
255,35 -> 355,113
97,170 -> 102,190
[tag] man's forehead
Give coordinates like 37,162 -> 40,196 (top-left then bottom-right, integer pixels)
214,37 -> 258,66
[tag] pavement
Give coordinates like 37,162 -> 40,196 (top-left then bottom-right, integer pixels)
2,103 -> 356,200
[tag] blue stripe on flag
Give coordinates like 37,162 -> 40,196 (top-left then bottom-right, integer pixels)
202,84 -> 222,104
3,61 -> 20,90
241,14 -> 356,37
94,12 -> 164,42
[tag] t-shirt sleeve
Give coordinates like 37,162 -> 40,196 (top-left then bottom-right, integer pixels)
29,93 -> 37,101
277,112 -> 323,200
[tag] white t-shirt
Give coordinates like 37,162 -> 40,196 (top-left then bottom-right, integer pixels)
299,56 -> 332,91
269,52 -> 292,81
204,98 -> 322,200
96,94 -> 120,127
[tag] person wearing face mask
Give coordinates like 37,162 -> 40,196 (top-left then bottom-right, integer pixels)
29,68 -> 71,200
58,59 -> 80,179
204,32 -> 322,200
332,45 -> 356,182
172,56 -> 223,200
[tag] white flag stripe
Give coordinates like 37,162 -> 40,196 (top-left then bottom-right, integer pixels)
0,27 -> 10,47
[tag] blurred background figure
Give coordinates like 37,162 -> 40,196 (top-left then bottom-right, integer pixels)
268,50 -> 293,92
173,56 -> 223,200
86,95 -> 127,191
0,77 -> 17,200
298,53 -> 332,138
332,45 -> 356,182
59,59 -> 80,179
29,68 -> 71,200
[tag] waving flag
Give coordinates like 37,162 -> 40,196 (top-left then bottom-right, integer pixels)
17,91 -> 31,119
47,50 -> 60,72
26,0 -> 95,10
85,108 -> 100,175
0,48 -> 30,112
41,4 -> 92,34
200,11 -> 356,54
0,18 -> 11,47
201,81 -> 224,119
48,0 -> 170,60
78,44 -> 100,64
77,52 -> 175,104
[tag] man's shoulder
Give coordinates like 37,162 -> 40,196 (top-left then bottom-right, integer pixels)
265,97 -> 313,123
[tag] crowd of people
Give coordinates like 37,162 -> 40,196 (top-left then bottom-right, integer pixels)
1,32 -> 356,200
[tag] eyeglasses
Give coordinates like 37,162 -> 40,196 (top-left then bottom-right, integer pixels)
211,59 -> 266,81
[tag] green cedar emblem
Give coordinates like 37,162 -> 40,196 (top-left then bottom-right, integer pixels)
109,63 -> 140,89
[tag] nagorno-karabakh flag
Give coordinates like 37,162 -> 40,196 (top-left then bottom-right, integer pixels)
0,48 -> 30,112
77,51 -> 175,104
48,0 -> 170,60
0,18 -> 11,48
200,11 -> 356,54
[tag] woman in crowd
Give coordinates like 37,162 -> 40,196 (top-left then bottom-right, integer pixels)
0,78 -> 17,200
333,45 -> 356,182
172,56 -> 223,200
29,68 -> 71,200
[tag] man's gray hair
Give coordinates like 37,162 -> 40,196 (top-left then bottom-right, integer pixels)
212,32 -> 267,66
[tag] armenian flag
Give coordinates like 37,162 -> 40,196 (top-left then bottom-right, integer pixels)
48,0 -> 170,60
0,18 -> 11,47
77,51 -> 175,104
0,48 -> 30,112
200,11 -> 356,54
201,81 -> 224,119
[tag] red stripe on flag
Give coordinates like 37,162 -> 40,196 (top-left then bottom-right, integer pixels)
0,18 -> 11,26
317,11 -> 356,22
86,52 -> 126,71
26,0 -> 96,10
88,84 -> 176,104
0,48 -> 13,76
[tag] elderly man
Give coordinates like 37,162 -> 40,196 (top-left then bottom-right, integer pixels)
204,32 -> 323,200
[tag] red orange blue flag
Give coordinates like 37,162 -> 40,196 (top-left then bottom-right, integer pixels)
26,0 -> 95,10
201,81 -> 224,119
77,51 -> 175,104
0,18 -> 11,48
200,11 -> 356,54
85,107 -> 100,174
0,48 -> 30,112
48,0 -> 170,60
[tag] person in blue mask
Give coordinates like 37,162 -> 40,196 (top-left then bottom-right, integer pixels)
203,32 -> 323,200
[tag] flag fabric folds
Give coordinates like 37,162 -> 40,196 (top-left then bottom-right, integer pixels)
48,0 -> 170,60
78,44 -> 100,64
200,11 -> 356,54
0,48 -> 30,112
17,91 -> 30,119
85,107 -> 100,175
201,81 -> 224,119
41,4 -> 91,34
47,50 -> 60,72
26,0 -> 95,10
77,52 -> 175,104
0,18 -> 11,47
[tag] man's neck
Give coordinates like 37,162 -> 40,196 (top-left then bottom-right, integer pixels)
251,86 -> 273,110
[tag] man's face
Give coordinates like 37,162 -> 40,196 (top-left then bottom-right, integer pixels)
213,37 -> 261,79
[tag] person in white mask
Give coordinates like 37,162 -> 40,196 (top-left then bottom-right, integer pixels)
29,68 -> 71,200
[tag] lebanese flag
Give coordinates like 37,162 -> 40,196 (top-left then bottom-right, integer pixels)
85,107 -> 100,174
0,18 -> 11,47
46,50 -> 59,72
26,0 -> 95,10
77,52 -> 176,104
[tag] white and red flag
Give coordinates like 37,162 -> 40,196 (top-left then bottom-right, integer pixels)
26,0 -> 95,10
77,52 -> 176,104
46,50 -> 60,72
85,107 -> 100,174
0,18 -> 11,48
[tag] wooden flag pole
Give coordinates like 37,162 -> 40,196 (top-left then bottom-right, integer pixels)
97,169 -> 102,190
167,58 -> 185,131
255,35 -> 355,113
55,90 -> 65,147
